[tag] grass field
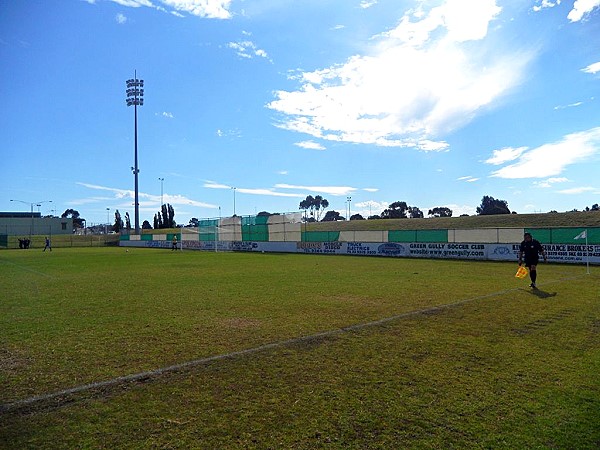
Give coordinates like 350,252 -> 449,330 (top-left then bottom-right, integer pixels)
1,248 -> 599,448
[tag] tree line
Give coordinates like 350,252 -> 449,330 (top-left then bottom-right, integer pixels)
55,196 -> 600,232
302,195 -> 528,222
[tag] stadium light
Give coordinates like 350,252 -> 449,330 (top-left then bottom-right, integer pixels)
158,177 -> 164,206
232,187 -> 237,216
126,71 -> 144,234
347,196 -> 352,220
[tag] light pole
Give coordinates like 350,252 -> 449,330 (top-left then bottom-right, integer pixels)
11,199 -> 51,236
231,187 -> 237,216
347,196 -> 352,220
126,71 -> 144,234
106,207 -> 110,234
158,177 -> 164,206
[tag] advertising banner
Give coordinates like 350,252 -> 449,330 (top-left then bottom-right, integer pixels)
119,240 -> 600,265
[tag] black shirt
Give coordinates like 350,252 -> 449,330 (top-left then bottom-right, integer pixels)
519,239 -> 543,261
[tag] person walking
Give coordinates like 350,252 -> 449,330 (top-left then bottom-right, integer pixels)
43,236 -> 52,252
518,232 -> 547,288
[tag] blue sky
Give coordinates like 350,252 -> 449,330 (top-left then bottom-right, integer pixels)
1,0 -> 599,226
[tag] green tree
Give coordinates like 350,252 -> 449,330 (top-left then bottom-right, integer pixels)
428,207 -> 453,218
113,210 -> 124,233
350,213 -> 365,220
322,210 -> 344,221
407,206 -> 424,218
153,213 -> 162,230
61,209 -> 85,229
142,220 -> 152,230
155,204 -> 176,228
125,212 -> 131,230
476,196 -> 511,215
299,195 -> 329,221
381,201 -> 408,219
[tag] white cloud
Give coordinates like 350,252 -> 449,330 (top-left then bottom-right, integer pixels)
268,0 -> 532,151
491,127 -> 600,179
115,13 -> 127,23
203,181 -> 304,198
76,182 -> 216,208
354,200 -> 388,217
161,0 -> 232,18
582,61 -> 600,74
554,101 -> 583,110
236,188 -> 304,198
94,0 -> 232,19
568,0 -> 600,22
162,111 -> 174,118
204,181 -> 231,189
275,184 -> 357,196
295,140 -> 326,150
216,128 -> 241,138
457,176 -> 479,182
360,1 -> 377,9
556,186 -> 597,194
534,177 -> 569,188
110,0 -> 153,7
484,146 -> 527,165
227,40 -> 271,61
532,0 -> 561,13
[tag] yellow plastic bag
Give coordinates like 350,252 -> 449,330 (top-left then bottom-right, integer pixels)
515,265 -> 528,279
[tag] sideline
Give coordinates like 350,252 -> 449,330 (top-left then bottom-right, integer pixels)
0,256 -> 54,278
0,275 -> 587,413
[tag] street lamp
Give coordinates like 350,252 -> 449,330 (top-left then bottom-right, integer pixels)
126,71 -> 144,234
158,177 -> 164,206
106,207 -> 110,234
10,199 -> 52,236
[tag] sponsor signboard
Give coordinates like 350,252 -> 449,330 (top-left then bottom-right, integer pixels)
119,240 -> 600,264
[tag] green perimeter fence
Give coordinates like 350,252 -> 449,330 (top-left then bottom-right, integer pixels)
5,227 -> 599,249
122,226 -> 599,245
301,228 -> 599,244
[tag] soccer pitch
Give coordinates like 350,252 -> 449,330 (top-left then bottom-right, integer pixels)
1,248 -> 599,448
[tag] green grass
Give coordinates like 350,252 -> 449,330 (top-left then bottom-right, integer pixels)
310,210 -> 600,231
1,248 -> 599,448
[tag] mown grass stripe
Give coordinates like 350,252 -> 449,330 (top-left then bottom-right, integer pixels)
0,282 -> 553,414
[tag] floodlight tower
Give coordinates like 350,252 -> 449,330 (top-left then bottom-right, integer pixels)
126,71 -> 144,234
158,177 -> 164,206
232,187 -> 237,216
347,196 -> 352,220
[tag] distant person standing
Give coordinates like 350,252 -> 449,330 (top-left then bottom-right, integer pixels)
518,232 -> 547,288
172,234 -> 178,251
43,236 -> 52,252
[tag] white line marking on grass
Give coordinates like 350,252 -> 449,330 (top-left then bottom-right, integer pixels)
0,276 -> 585,413
0,257 -> 54,278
